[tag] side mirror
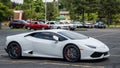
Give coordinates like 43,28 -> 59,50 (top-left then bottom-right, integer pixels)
53,36 -> 59,43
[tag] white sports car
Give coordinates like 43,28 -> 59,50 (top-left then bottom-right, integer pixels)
5,29 -> 110,62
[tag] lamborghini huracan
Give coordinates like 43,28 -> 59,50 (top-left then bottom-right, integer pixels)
5,29 -> 110,62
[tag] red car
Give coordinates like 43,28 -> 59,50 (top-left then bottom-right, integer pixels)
25,21 -> 49,30
9,20 -> 27,29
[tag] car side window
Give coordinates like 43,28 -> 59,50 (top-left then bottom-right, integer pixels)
28,32 -> 67,41
29,32 -> 54,40
46,22 -> 49,24
12,20 -> 18,23
50,22 -> 54,24
53,33 -> 67,41
34,22 -> 38,24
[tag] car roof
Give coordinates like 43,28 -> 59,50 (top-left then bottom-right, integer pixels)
32,29 -> 67,33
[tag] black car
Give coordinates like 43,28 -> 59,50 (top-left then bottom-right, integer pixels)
9,20 -> 27,28
94,22 -> 106,28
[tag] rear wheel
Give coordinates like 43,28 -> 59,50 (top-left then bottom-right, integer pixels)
70,28 -> 75,31
7,42 -> 22,59
10,26 -> 14,29
63,45 -> 80,62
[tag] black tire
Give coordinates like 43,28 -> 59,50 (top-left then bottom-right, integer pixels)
27,27 -> 31,30
57,27 -> 61,29
10,26 -> 14,29
41,27 -> 45,30
7,42 -> 22,59
70,28 -> 75,31
63,45 -> 80,62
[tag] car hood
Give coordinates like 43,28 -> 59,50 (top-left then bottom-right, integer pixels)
72,37 -> 108,48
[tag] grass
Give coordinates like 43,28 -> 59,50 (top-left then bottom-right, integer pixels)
108,25 -> 120,28
75,28 -> 88,31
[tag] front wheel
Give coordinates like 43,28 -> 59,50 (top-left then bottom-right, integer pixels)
57,27 -> 61,29
7,42 -> 22,59
41,27 -> 45,30
27,27 -> 31,30
63,45 -> 80,62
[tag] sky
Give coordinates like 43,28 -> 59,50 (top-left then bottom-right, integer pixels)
43,0 -> 55,2
11,0 -> 24,4
11,0 -> 57,4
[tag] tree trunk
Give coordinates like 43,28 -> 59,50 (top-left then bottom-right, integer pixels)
87,12 -> 90,21
107,12 -> 112,27
82,8 -> 85,24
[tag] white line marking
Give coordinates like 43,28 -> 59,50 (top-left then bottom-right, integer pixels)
43,62 -> 104,68
0,60 -> 104,68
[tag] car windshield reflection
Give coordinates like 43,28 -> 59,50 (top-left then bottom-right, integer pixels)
58,31 -> 89,40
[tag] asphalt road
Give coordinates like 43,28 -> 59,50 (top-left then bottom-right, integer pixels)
0,26 -> 120,68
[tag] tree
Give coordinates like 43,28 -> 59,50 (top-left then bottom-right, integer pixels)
98,0 -> 120,27
0,0 -> 12,8
59,0 -> 99,22
0,3 -> 13,29
16,0 -> 45,20
47,3 -> 54,20
46,1 -> 58,21
34,0 -> 45,20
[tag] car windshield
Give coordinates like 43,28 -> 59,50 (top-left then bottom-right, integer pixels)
55,22 -> 59,24
99,22 -> 104,25
58,31 -> 89,40
21,20 -> 27,23
38,22 -> 44,24
73,22 -> 80,24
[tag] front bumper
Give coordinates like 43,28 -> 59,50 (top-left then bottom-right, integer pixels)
90,51 -> 110,58
81,49 -> 110,60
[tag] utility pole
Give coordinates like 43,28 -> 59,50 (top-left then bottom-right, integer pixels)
45,0 -> 47,22
57,0 -> 59,16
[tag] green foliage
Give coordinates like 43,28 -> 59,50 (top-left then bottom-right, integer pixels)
79,13 -> 98,22
112,14 -> 120,25
46,2 -> 58,21
47,3 -> 54,20
23,9 -> 32,20
0,2 -> 13,29
0,3 -> 13,21
60,0 -> 120,26
19,0 -> 45,20
1,0 -> 120,25
0,0 -> 12,8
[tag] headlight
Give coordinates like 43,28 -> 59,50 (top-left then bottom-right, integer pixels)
86,45 -> 96,49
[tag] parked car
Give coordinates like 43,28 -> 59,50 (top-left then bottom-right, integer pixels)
9,20 -> 27,28
83,22 -> 94,28
24,21 -> 49,30
72,21 -> 83,28
94,21 -> 106,28
60,22 -> 76,30
46,21 -> 75,30
5,29 -> 110,62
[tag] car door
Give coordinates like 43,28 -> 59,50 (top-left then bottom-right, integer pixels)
13,20 -> 19,27
25,32 -> 67,58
